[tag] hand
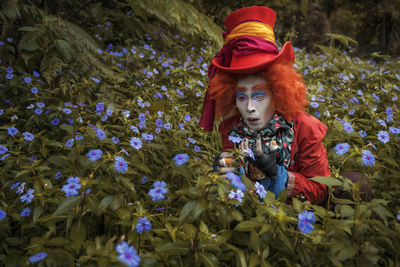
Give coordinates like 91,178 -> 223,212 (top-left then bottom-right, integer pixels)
239,135 -> 263,157
215,152 -> 237,179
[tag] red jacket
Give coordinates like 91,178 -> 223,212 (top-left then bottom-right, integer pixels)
219,112 -> 330,204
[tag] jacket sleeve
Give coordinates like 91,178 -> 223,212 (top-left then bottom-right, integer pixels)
287,113 -> 331,204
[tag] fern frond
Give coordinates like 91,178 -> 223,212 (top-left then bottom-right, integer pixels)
0,4 -> 44,22
131,0 -> 222,47
40,52 -> 65,85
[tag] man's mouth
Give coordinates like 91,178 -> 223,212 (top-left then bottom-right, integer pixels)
247,117 -> 259,124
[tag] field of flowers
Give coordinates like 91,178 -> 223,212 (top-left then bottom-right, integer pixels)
0,25 -> 400,266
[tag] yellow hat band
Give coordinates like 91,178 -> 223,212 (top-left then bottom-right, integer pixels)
224,21 -> 276,46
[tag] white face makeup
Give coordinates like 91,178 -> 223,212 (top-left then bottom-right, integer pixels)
235,75 -> 275,131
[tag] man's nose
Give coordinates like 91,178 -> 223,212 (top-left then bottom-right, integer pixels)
246,99 -> 256,112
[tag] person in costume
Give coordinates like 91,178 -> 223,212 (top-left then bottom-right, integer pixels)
199,6 -> 331,205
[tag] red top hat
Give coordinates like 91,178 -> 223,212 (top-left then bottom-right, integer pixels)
211,6 -> 294,74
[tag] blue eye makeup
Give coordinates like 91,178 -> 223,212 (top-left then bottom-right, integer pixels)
251,90 -> 266,101
236,92 -> 248,101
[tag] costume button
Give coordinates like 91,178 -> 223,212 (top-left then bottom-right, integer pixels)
291,160 -> 295,165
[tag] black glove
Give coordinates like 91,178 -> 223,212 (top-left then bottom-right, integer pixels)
249,150 -> 277,178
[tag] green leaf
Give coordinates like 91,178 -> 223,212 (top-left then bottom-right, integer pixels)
178,200 -> 196,225
309,176 -> 342,187
53,196 -> 80,216
155,242 -> 189,255
70,221 -> 86,249
99,195 -> 114,212
234,221 -> 262,232
198,252 -> 218,267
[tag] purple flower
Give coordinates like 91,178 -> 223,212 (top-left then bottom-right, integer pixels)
141,176 -> 147,184
173,153 -> 189,166
359,130 -> 367,138
229,135 -> 242,144
298,210 -> 316,234
36,102 -> 45,108
34,108 -> 43,115
23,132 -> 34,141
372,93 -> 380,102
32,70 -> 40,77
309,102 -> 319,108
255,182 -> 267,199
0,209 -> 6,220
62,177 -> 81,197
63,108 -> 72,114
29,252 -> 47,263
16,182 -> 25,194
138,113 -> 146,122
55,171 -> 62,180
6,73 -> 13,79
106,108 -> 113,116
184,114 -> 191,122
155,118 -> 163,127
87,149 -> 103,161
20,207 -> 31,217
31,87 -> 38,94
20,188 -> 34,203
122,110 -> 131,118
389,127 -> 400,135
142,133 -> 153,141
0,145 -> 8,154
91,77 -> 100,83
65,138 -> 74,148
194,145 -> 200,152
115,242 -> 141,267
188,138 -> 196,144
136,217 -> 151,233
333,143 -> 350,155
7,126 -> 19,136
148,181 -> 168,201
115,156 -> 128,173
96,129 -> 106,140
24,77 -> 32,83
10,182 -> 20,190
226,171 -> 246,191
96,103 -> 104,113
343,122 -> 353,133
51,118 -> 60,125
362,150 -> 375,167
377,131 -> 390,143
130,137 -> 142,149
228,189 -> 244,203
164,123 -> 171,130
376,119 -> 386,126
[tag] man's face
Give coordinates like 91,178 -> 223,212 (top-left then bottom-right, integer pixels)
235,75 -> 275,131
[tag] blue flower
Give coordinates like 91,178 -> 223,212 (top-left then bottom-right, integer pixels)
96,103 -> 104,113
343,122 -> 353,133
255,182 -> 267,199
141,176 -> 147,184
62,177 -> 81,197
7,126 -> 19,136
51,118 -> 60,125
91,77 -> 100,83
63,108 -> 72,114
35,108 -> 43,115
298,210 -> 316,234
184,114 -> 191,122
194,145 -> 200,152
228,189 -> 244,203
6,73 -> 13,79
173,153 -> 189,166
65,138 -> 74,148
138,113 -> 146,122
0,209 -> 6,220
333,143 -> 350,155
112,136 -> 120,144
229,135 -> 242,144
246,147 -> 255,160
372,93 -> 380,102
24,77 -> 32,83
16,182 -> 26,194
10,182 -> 20,190
122,110 -> 131,118
115,156 -> 128,173
32,70 -> 40,77
397,211 -> 400,221
164,123 -> 171,130
31,87 -> 38,94
188,138 -> 196,144
389,127 -> 400,135
23,132 -> 34,141
155,118 -> 163,127
20,188 -> 34,203
36,102 -> 45,108
0,145 -> 8,154
106,108 -> 113,116
226,171 -> 246,191
29,252 -> 47,263
362,150 -> 375,167
96,129 -> 106,140
130,137 -> 142,149
20,207 -> 31,217
87,149 -> 103,161
148,181 -> 168,201
55,171 -> 62,180
136,217 -> 151,233
115,242 -> 141,267
309,102 -> 319,108
142,133 -> 153,141
377,131 -> 390,143
359,130 -> 367,138
376,119 -> 386,126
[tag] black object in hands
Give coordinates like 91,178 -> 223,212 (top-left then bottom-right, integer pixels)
250,150 -> 278,178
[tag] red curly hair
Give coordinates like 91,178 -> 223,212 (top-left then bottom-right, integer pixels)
208,62 -> 308,122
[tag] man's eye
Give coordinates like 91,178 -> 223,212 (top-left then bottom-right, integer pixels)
253,95 -> 265,101
237,95 -> 248,101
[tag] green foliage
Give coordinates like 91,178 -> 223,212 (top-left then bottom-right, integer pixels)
0,1 -> 400,266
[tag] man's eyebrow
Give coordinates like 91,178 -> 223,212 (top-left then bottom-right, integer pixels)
252,83 -> 268,90
235,86 -> 246,92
